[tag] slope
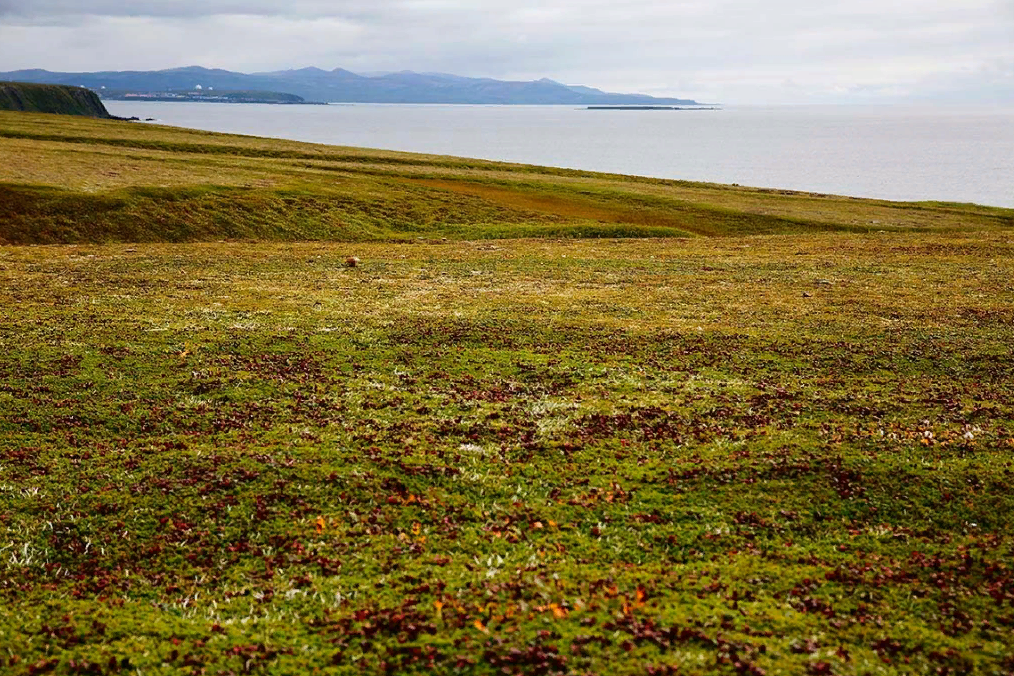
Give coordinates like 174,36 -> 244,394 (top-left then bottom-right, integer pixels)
0,110 -> 1010,245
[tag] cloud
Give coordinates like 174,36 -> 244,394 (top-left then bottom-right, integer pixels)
0,0 -> 1011,103
1,1 -> 396,21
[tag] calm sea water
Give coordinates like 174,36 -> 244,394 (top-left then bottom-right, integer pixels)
105,101 -> 1014,208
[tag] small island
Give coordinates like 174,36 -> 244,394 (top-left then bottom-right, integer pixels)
586,105 -> 721,110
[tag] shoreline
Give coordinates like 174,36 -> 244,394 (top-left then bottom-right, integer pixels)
100,100 -> 1014,209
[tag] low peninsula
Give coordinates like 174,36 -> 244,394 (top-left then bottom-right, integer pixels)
101,89 -> 325,105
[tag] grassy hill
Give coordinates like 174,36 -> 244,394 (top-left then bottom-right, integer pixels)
1,110 -> 1011,246
0,82 -> 112,118
2,112 -> 1014,675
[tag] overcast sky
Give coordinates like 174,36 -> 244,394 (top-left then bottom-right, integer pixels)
1,0 -> 1011,104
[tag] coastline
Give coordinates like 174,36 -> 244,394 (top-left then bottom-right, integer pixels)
102,100 -> 1014,208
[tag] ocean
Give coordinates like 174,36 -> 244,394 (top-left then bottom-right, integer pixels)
104,101 -> 1014,208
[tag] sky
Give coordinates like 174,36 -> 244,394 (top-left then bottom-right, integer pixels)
0,0 -> 1012,104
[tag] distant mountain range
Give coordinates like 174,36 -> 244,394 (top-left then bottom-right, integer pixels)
0,66 -> 700,105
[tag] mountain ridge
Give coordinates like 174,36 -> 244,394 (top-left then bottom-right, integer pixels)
0,66 -> 702,105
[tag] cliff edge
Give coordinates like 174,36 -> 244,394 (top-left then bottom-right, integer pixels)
0,82 -> 113,117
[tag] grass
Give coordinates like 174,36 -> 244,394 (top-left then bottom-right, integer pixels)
1,111 -> 1014,675
2,111 -> 1011,245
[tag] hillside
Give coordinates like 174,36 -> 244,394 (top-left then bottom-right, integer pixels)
2,109 -> 1014,674
0,81 -> 112,117
1,110 -> 1010,246
0,66 -> 702,105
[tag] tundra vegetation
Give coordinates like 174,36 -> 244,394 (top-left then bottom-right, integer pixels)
1,111 -> 1014,675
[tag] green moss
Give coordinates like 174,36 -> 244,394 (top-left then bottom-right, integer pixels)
1,234 -> 1013,673
1,112 -> 1014,672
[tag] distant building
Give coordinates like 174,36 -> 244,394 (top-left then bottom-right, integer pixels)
195,84 -> 203,90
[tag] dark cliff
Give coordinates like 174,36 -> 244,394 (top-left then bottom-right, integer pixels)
0,82 -> 112,117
